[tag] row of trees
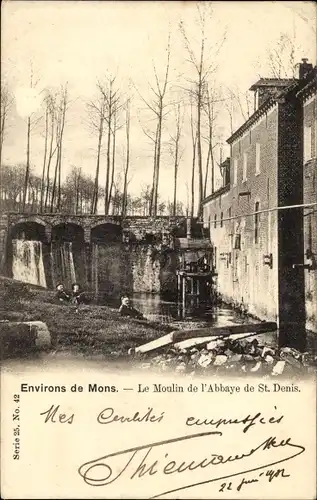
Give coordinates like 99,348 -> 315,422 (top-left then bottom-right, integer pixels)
0,163 -> 185,216
0,1 -> 298,218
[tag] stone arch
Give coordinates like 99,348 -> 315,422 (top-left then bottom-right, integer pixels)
51,217 -> 85,229
12,216 -> 48,228
10,220 -> 48,242
91,222 -> 122,243
51,223 -> 84,242
90,218 -> 122,229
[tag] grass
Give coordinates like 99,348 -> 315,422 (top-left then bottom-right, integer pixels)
0,279 -> 171,359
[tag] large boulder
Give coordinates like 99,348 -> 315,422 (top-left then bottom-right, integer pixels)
0,320 -> 51,358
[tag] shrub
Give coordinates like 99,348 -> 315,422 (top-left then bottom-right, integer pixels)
0,278 -> 32,310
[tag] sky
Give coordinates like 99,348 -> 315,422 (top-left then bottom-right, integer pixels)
1,0 -> 316,210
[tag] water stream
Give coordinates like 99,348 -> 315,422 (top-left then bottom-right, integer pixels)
130,292 -> 252,329
12,240 -> 47,287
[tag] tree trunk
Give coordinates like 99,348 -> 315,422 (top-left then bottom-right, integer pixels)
40,106 -> 49,212
50,143 -> 59,212
75,170 -> 80,214
91,112 -> 103,214
56,100 -> 66,212
44,115 -> 55,211
203,143 -> 211,199
149,124 -> 159,216
104,96 -> 112,214
196,86 -> 203,217
122,106 -> 130,217
22,117 -> 31,212
108,111 -> 116,213
191,136 -> 196,218
211,146 -> 215,194
173,143 -> 179,216
153,106 -> 163,216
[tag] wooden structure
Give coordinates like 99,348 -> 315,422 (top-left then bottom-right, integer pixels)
132,321 -> 278,354
176,236 -> 216,316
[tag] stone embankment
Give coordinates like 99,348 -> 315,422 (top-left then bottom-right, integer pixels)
136,335 -> 317,377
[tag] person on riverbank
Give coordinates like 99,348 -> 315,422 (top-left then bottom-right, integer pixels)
119,296 -> 145,320
55,284 -> 71,304
71,283 -> 86,312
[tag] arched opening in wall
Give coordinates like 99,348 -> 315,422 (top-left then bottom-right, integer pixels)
52,223 -> 84,242
11,222 -> 46,242
170,221 -> 187,238
91,223 -> 122,244
143,232 -> 160,245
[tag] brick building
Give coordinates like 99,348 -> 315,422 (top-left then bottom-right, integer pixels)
202,60 -> 317,349
297,75 -> 317,333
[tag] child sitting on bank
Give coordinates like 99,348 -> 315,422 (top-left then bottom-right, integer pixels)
119,296 -> 144,320
71,283 -> 86,312
55,283 -> 71,304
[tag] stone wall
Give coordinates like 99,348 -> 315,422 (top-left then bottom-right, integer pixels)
303,93 -> 317,333
5,214 -> 190,244
203,105 -> 279,322
0,213 -> 9,274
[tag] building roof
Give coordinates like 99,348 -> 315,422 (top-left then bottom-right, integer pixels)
296,75 -> 317,100
201,184 -> 230,205
249,78 -> 295,91
227,73 -> 316,145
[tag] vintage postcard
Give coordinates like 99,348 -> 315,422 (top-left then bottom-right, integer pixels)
0,1 -> 316,498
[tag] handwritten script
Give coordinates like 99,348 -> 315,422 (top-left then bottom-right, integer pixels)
37,404 -> 305,497
74,407 -> 305,498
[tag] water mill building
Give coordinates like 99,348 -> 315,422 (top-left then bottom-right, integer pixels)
202,59 -> 317,348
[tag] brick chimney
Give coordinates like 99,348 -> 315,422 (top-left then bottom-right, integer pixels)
249,78 -> 295,110
299,58 -> 313,80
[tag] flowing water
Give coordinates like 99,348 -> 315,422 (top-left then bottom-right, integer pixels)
130,292 -> 250,330
51,241 -> 77,289
12,240 -> 47,287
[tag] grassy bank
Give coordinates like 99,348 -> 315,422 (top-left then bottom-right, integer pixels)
0,278 -> 171,358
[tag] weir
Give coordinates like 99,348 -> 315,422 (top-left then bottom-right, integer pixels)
12,240 -> 47,288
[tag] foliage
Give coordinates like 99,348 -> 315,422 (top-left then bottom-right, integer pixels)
0,277 -> 32,310
0,163 -> 186,215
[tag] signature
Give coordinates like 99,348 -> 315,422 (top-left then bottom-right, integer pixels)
77,432 -> 304,498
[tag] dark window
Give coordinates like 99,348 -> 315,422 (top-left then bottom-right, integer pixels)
308,215 -> 312,250
214,214 -> 217,228
220,212 -> 223,227
254,201 -> 260,243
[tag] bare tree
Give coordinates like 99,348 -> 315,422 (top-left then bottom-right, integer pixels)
179,18 -> 204,215
0,83 -> 14,165
179,3 -> 226,216
122,99 -> 131,217
189,98 -> 197,218
202,84 -> 222,197
97,75 -> 121,214
44,92 -> 58,211
108,108 -> 124,212
267,33 -> 297,79
40,97 -> 49,211
0,83 -> 14,208
86,82 -> 107,214
169,104 -> 184,216
50,84 -> 69,212
135,33 -> 171,216
22,66 -> 42,212
224,91 -> 234,136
